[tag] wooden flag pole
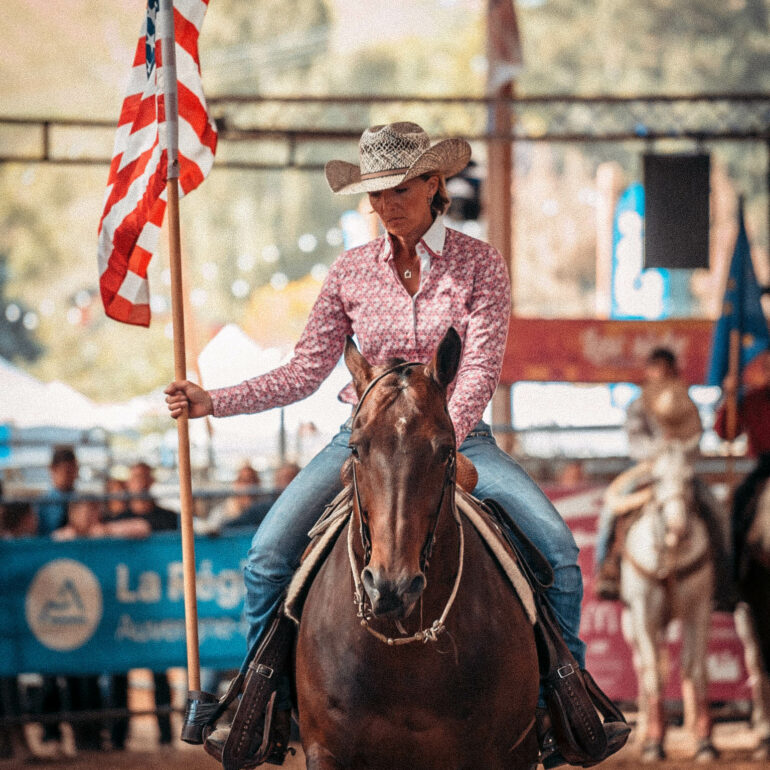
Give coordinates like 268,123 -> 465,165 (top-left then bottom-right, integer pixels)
160,0 -> 200,692
167,181 -> 201,691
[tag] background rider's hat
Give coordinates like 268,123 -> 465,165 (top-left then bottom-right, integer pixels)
325,122 -> 471,195
647,382 -> 702,442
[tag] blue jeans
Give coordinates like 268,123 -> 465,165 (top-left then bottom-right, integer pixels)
242,420 -> 585,670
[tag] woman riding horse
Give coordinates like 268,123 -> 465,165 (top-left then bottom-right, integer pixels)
165,121 -> 627,767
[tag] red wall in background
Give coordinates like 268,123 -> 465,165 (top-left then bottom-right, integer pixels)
501,318 -> 714,385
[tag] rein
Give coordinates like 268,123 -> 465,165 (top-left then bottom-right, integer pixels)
347,360 -> 464,646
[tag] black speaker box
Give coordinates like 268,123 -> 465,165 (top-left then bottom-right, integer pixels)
643,153 -> 710,270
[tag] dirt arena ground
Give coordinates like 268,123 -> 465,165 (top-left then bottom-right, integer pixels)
3,714 -> 767,770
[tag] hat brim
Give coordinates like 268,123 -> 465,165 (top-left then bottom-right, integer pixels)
325,138 -> 472,195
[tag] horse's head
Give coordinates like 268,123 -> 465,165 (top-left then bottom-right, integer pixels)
344,328 -> 462,619
650,441 -> 695,548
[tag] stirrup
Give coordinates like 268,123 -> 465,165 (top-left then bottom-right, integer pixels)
181,675 -> 244,744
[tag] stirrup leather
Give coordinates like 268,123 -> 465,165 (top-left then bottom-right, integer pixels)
218,610 -> 295,770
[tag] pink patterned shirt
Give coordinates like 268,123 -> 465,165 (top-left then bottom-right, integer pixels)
210,217 -> 511,446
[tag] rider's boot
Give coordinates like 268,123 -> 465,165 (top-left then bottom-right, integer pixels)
536,699 -> 630,769
204,706 -> 294,767
595,552 -> 621,601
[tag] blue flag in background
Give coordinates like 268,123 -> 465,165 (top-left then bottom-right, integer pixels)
707,204 -> 770,386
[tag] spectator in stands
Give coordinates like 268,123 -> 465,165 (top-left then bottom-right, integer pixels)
0,499 -> 37,539
273,461 -> 301,491
0,483 -> 33,761
52,497 -> 150,541
22,451 -> 80,750
121,461 -> 177,746
197,464 -> 262,535
103,478 -> 148,752
104,477 -> 130,520
36,446 -> 79,536
124,462 -> 178,531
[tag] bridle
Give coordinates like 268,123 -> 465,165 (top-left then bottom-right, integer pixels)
623,471 -> 710,589
347,361 -> 464,645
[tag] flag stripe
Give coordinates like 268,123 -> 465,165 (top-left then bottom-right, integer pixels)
97,0 -> 217,327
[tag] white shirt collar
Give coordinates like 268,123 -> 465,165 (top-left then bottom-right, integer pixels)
382,216 -> 447,265
419,216 -> 446,257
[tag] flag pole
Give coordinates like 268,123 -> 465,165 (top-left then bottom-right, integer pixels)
725,327 -> 741,496
159,0 -> 201,692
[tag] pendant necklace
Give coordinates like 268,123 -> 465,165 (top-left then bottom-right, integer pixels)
404,269 -> 412,279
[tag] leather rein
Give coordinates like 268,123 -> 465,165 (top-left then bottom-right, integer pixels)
348,362 -> 464,646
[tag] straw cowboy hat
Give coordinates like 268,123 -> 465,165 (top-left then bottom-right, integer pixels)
325,122 -> 472,195
645,382 -> 702,442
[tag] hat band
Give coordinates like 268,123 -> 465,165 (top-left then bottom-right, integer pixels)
359,166 -> 410,181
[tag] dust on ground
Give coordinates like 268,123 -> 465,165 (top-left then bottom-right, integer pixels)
3,715 -> 767,770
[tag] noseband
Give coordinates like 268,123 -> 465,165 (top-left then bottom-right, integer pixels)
347,361 -> 464,646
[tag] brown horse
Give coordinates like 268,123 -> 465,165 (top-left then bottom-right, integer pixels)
294,329 -> 539,770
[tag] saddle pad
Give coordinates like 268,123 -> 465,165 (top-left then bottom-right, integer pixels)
285,501 -> 350,626
285,487 -> 536,626
454,491 -> 536,625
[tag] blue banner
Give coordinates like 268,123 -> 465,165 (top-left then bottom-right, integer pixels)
0,532 -> 253,675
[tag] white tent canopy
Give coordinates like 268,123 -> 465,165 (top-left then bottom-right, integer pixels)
196,324 -> 351,465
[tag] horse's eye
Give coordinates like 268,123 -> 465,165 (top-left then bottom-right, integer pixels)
349,445 -> 359,459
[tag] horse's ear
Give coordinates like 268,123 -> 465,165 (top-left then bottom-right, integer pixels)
429,327 -> 462,390
344,336 -> 373,397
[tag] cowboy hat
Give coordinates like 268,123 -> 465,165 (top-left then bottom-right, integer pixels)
325,122 -> 471,195
645,382 -> 702,442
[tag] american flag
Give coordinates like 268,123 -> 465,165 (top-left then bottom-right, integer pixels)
98,0 -> 217,326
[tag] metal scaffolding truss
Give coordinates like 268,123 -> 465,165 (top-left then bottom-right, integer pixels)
1,93 -> 768,171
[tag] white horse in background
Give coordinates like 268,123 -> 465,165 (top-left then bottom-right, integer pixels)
619,440 -> 718,762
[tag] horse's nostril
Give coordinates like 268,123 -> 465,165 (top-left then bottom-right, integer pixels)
407,574 -> 426,597
362,567 -> 379,599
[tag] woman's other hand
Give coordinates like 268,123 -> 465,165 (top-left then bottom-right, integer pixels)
164,380 -> 213,419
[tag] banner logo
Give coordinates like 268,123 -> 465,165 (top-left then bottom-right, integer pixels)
25,559 -> 103,651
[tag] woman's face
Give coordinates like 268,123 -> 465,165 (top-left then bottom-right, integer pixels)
368,175 -> 438,240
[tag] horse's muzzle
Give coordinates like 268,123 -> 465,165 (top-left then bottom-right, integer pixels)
361,566 -> 426,618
